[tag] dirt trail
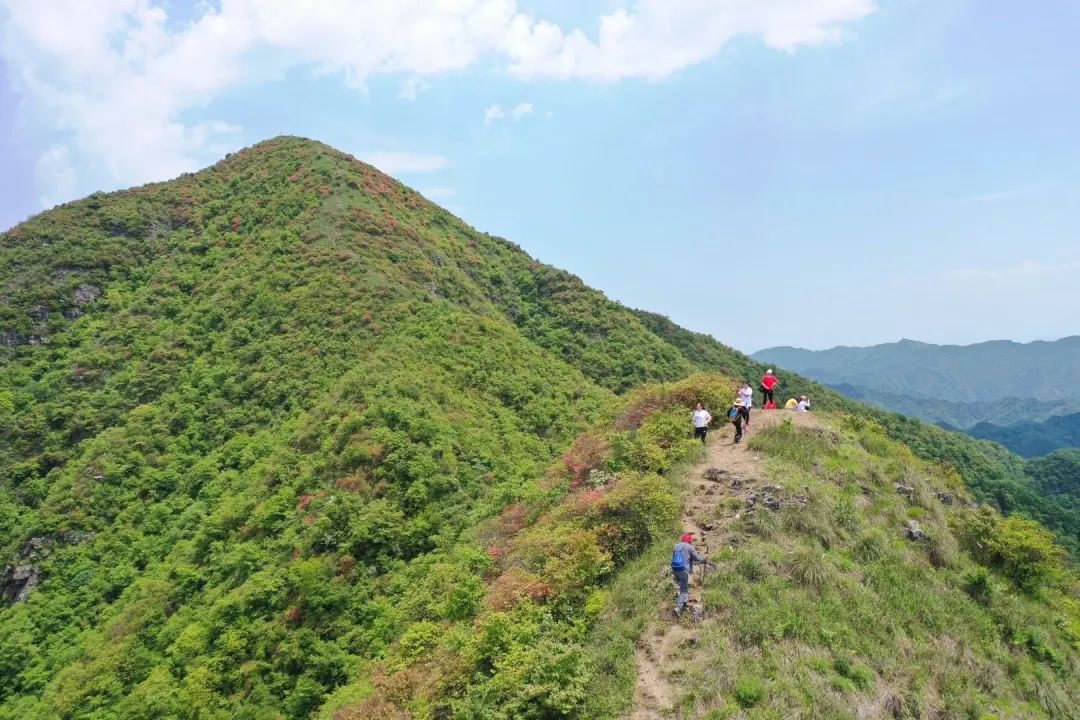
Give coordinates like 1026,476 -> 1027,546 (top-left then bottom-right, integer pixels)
628,408 -> 820,720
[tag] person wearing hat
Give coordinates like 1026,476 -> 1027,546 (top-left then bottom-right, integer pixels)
730,398 -> 751,444
670,531 -> 705,617
738,381 -> 754,427
760,369 -> 779,409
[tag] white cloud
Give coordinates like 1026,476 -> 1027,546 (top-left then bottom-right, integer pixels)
484,104 -> 506,124
35,144 -> 77,209
362,151 -> 449,174
511,102 -> 533,120
398,77 -> 429,101
0,0 -> 873,199
485,101 -> 533,124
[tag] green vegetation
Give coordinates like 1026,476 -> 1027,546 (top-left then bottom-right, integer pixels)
639,319 -> 1080,557
2,136 -> 1077,718
967,411 -> 1080,458
1026,449 -> 1080,513
583,417 -> 1078,718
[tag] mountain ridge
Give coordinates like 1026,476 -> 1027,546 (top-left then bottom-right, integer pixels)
1,136 -> 1077,718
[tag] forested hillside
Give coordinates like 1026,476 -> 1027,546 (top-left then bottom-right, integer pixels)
1,137 -> 1077,718
965,412 -> 1080,458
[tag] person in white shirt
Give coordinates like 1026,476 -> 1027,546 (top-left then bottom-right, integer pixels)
692,403 -> 712,444
795,396 -> 811,412
738,382 -> 754,428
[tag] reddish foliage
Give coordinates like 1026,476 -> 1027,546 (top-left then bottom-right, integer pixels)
563,431 -> 611,485
338,555 -> 356,576
615,393 -> 664,431
499,504 -> 529,533
487,567 -> 553,611
284,606 -> 304,625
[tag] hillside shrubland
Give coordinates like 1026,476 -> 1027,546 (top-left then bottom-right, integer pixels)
0,137 -> 1077,718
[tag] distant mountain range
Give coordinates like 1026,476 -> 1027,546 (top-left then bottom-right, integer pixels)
962,411 -> 1080,458
753,337 -> 1080,456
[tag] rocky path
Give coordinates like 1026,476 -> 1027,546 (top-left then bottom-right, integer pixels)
628,408 -> 820,719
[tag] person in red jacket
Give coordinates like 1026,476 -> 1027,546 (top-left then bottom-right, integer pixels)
760,369 -> 779,408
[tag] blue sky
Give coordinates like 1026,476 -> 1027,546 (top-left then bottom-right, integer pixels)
1,0 -> 1077,352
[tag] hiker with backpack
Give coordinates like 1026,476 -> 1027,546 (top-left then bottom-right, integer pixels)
692,402 -> 712,444
738,381 -> 754,427
671,532 -> 706,617
729,398 -> 750,444
760,369 -> 779,409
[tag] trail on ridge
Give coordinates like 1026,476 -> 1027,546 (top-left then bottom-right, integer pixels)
628,409 -> 821,720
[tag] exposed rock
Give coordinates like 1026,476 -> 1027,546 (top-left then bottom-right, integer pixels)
730,477 -> 744,489
763,494 -> 781,511
895,484 -> 914,496
2,564 -> 41,604
935,491 -> 955,505
689,603 -> 705,624
2,532 -> 93,605
74,284 -> 101,305
906,520 -> 927,541
702,468 -> 725,482
702,522 -> 715,531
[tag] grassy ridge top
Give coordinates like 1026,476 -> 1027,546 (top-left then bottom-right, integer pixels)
0,136 -> 1076,718
585,415 -> 1078,718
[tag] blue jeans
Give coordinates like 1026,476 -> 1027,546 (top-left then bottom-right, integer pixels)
673,568 -> 690,612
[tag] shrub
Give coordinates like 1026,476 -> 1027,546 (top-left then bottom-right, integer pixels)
591,472 -> 679,565
927,530 -> 960,569
786,548 -> 829,590
853,528 -> 889,563
985,516 -> 1067,591
962,568 -> 994,605
832,493 -> 861,532
748,509 -> 780,540
782,495 -> 838,549
733,676 -> 765,708
833,656 -> 874,689
563,432 -> 611,485
735,553 -> 766,581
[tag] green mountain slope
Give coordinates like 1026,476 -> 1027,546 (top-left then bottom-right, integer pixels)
1026,449 -> 1080,514
964,411 -> 1080,458
1,137 -> 1077,718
